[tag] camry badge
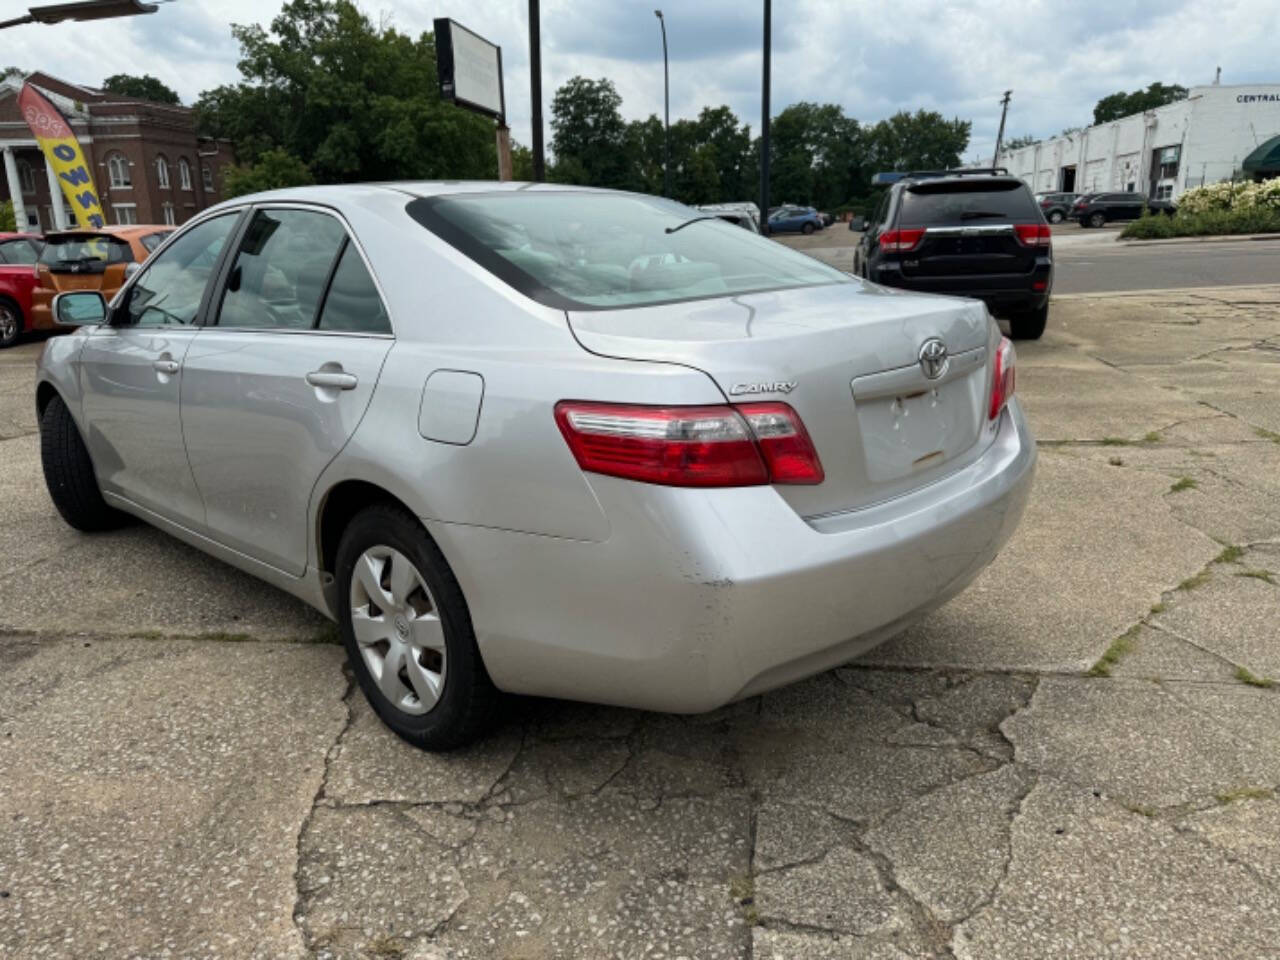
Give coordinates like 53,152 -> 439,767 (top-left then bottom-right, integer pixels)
729,381 -> 797,395
918,338 -> 949,380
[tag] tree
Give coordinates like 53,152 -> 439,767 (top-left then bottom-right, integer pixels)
101,73 -> 180,104
193,0 -> 496,184
223,148 -> 314,198
865,110 -> 971,174
549,77 -> 630,188
1093,83 -> 1188,125
1003,135 -> 1039,151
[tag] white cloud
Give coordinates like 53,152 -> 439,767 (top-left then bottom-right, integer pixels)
6,0 -> 1277,163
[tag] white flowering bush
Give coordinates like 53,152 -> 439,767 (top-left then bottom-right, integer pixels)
1176,176 -> 1280,214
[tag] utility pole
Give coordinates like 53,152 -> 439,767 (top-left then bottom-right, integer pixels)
655,10 -> 670,197
759,0 -> 771,234
528,0 -> 545,180
992,90 -> 1012,167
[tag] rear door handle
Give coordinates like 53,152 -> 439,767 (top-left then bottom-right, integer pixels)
153,359 -> 180,374
305,370 -> 358,390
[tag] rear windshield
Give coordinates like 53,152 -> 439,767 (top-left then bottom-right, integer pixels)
898,180 -> 1040,226
407,192 -> 849,310
39,235 -> 133,273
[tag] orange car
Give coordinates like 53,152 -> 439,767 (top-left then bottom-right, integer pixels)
30,225 -> 173,331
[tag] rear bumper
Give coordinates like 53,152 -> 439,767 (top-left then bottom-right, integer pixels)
429,400 -> 1036,713
874,262 -> 1052,314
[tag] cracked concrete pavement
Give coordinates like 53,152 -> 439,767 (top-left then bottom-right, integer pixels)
2,284 -> 1280,958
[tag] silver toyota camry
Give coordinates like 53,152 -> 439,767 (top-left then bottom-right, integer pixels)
36,182 -> 1035,749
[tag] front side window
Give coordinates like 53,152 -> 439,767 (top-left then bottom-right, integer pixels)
408,192 -> 849,311
107,153 -> 130,189
119,214 -> 238,327
178,157 -> 192,191
216,209 -> 347,329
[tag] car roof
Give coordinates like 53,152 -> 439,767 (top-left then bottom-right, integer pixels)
45,226 -> 170,241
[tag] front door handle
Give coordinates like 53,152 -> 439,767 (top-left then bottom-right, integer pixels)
305,370 -> 358,390
153,358 -> 180,375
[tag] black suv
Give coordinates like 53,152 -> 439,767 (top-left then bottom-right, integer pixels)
853,169 -> 1052,340
1070,192 -> 1146,227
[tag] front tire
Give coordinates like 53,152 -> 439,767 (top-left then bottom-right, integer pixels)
1088,212 -> 1107,228
1009,303 -> 1049,340
40,394 -> 128,531
1048,210 -> 1065,224
335,503 -> 498,750
0,298 -> 22,349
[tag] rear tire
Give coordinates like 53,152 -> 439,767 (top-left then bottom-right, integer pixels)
40,394 -> 128,531
335,503 -> 499,750
1009,303 -> 1048,340
801,222 -> 815,235
1088,212 -> 1107,228
0,298 -> 21,349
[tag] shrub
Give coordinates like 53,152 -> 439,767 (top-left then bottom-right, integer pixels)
1121,203 -> 1280,239
1175,175 -> 1280,215
0,199 -> 14,233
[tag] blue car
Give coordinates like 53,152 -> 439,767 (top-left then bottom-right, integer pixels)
767,205 -> 824,235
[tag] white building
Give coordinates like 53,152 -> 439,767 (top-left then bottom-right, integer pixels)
998,84 -> 1280,201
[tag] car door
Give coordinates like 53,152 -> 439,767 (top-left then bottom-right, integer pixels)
79,211 -> 242,524
179,205 -> 394,576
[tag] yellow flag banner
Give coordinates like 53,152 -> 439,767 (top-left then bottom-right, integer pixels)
19,83 -> 106,229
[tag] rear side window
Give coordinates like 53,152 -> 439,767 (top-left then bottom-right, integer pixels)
897,180 -> 1040,226
140,231 -> 171,253
0,238 -> 40,264
316,243 -> 390,334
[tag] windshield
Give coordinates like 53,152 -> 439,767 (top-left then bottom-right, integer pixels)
39,235 -> 133,269
407,192 -> 849,310
898,180 -> 1040,226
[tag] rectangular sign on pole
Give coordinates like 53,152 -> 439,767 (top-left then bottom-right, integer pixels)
19,83 -> 106,229
434,18 -> 505,122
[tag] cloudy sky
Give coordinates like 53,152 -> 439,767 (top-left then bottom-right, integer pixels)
8,0 -> 1279,162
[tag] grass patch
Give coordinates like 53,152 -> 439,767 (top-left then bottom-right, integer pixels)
1175,569 -> 1212,592
1237,569 -> 1278,585
364,935 -> 407,959
1169,476 -> 1197,493
1100,437 -> 1131,446
1216,786 -> 1275,805
1088,625 -> 1141,677
1235,666 -> 1276,689
1149,602 -> 1167,616
1214,545 -> 1245,565
729,872 -> 758,925
1255,427 -> 1280,444
1141,431 -> 1162,444
195,631 -> 255,643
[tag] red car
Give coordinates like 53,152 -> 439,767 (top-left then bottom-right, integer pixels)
0,232 -> 43,349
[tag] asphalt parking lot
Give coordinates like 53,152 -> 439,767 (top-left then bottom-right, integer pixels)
3,282 -> 1280,959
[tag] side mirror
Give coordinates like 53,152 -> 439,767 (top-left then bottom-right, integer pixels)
53,291 -> 108,328
849,216 -> 867,232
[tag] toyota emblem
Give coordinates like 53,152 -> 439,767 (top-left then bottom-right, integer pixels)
918,338 -> 949,380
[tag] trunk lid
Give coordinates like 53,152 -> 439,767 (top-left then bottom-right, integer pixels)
568,281 -> 997,518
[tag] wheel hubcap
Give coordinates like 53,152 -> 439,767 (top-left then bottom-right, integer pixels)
349,545 -> 446,715
0,308 -> 15,342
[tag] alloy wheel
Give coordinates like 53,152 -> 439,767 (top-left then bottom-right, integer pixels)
348,545 -> 446,715
0,306 -> 17,345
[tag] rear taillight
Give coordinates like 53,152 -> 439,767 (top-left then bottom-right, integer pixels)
1014,223 -> 1052,247
989,337 -> 1016,421
554,401 -> 823,487
878,228 -> 925,253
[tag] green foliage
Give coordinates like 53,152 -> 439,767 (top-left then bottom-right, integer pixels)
101,73 -> 181,104
194,0 -> 496,184
1003,134 -> 1039,151
549,76 -> 631,189
1093,83 -> 1188,125
1121,203 -> 1280,240
0,200 -> 15,233
223,148 -> 315,198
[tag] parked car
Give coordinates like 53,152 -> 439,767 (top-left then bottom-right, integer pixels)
29,225 -> 173,332
36,183 -> 1035,749
1070,192 -> 1146,228
853,168 -> 1053,339
768,205 -> 824,234
0,232 -> 44,348
1035,192 -> 1078,224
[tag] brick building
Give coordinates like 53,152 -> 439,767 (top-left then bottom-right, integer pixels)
0,72 -> 234,233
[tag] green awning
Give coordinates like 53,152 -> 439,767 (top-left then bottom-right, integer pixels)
1242,135 -> 1280,177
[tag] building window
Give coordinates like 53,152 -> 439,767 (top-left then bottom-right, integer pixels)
162,202 -> 175,226
178,157 -> 192,191
107,153 -> 131,189
17,159 -> 35,195
156,155 -> 170,190
202,164 -> 214,192
113,203 -> 138,226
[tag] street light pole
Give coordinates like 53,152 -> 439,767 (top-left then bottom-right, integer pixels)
0,0 -> 157,30
759,0 -> 771,234
654,10 -> 669,198
528,0 -> 545,181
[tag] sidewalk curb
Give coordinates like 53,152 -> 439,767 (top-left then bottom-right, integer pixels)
1116,232 -> 1280,247
1052,282 -> 1280,301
